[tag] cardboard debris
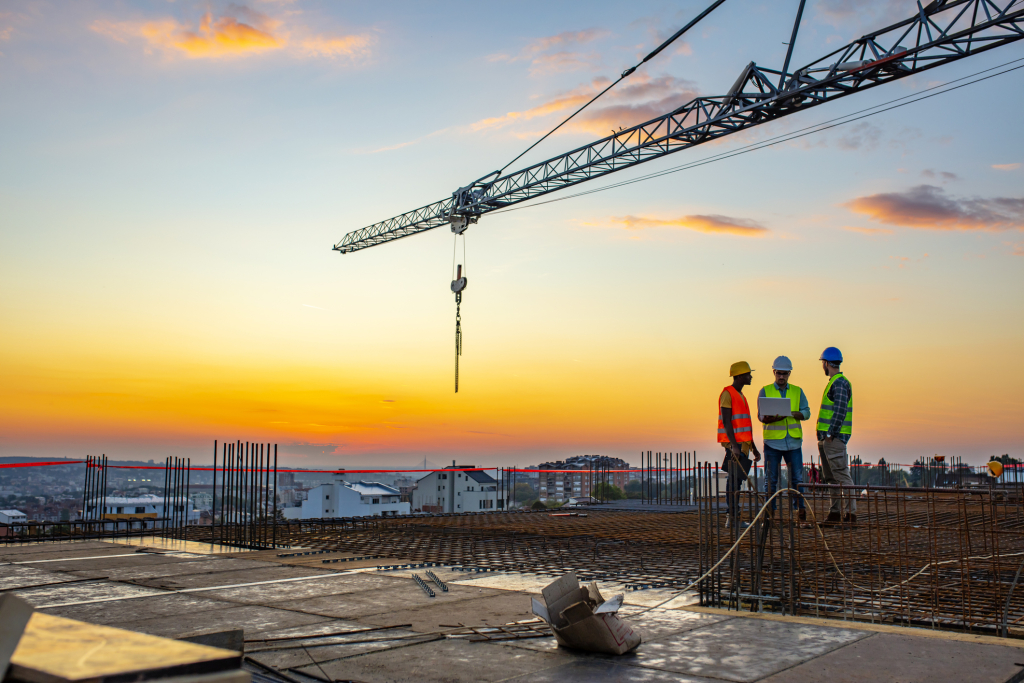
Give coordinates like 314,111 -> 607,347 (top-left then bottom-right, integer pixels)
531,572 -> 641,655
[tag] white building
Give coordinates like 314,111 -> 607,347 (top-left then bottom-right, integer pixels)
84,495 -> 199,528
282,475 -> 410,519
411,465 -> 498,513
0,510 -> 27,525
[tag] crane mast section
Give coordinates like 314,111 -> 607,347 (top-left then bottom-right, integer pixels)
335,0 -> 1024,254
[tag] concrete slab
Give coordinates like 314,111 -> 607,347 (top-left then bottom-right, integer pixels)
9,553 -> 212,572
66,557 -> 282,581
503,608 -> 734,654
246,629 -> 431,670
117,603 -> 334,638
306,636 -> 569,683
13,580 -> 165,608
353,591 -> 536,633
0,541 -> 129,562
285,581 -> 507,619
0,566 -> 71,590
630,617 -> 870,682
502,659 -> 722,682
760,631 -> 1024,683
123,566 -> 332,590
40,593 -> 235,624
200,573 -> 404,605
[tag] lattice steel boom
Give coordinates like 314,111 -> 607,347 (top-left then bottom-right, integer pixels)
335,0 -> 1024,254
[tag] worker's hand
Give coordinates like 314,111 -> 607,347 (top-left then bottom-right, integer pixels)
824,435 -> 834,444
730,443 -> 742,457
791,411 -> 802,420
762,415 -> 781,423
752,450 -> 761,463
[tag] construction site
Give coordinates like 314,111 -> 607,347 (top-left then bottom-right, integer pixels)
2,0 -> 1023,682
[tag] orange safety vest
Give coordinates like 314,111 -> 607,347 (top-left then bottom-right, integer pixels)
717,386 -> 753,444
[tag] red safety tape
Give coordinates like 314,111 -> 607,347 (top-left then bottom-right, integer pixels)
0,460 -> 85,469
1,460 -> 1004,473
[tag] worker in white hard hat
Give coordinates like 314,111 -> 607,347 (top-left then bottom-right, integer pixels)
757,355 -> 810,522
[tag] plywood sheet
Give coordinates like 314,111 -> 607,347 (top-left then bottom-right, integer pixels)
9,613 -> 239,683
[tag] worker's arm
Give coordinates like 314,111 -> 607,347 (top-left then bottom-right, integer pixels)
721,406 -> 740,454
795,389 -> 811,421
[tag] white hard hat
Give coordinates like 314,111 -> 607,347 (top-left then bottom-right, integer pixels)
772,355 -> 793,372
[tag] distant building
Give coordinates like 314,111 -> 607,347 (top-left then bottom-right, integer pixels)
537,455 -> 635,503
282,474 -> 410,519
84,495 -> 199,528
0,510 -> 27,525
278,471 -> 296,488
411,465 -> 498,513
189,491 -> 213,510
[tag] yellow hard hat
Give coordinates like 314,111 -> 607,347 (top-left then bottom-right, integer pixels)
989,461 -> 1004,478
729,361 -> 753,377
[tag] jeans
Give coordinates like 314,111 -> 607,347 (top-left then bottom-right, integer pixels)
763,444 -> 805,511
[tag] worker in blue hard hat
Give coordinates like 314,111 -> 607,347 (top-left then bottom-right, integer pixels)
817,347 -> 855,527
757,355 -> 810,522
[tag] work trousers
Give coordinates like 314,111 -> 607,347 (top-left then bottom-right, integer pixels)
820,438 -> 856,515
722,448 -> 752,519
763,444 -> 805,511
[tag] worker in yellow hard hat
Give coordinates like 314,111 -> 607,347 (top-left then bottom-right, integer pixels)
718,361 -> 761,529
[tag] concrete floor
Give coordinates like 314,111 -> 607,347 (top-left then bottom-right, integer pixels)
4,539 -> 1024,683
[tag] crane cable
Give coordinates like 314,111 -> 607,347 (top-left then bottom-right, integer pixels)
452,233 -> 467,393
495,0 -> 731,176
489,56 -> 1024,216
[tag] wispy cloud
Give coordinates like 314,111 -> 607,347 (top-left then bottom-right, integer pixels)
844,185 -> 1024,231
488,28 -> 608,75
607,214 -> 769,237
993,163 -> 1020,171
92,6 -> 374,63
303,304 -> 327,310
470,73 -> 699,137
921,169 -> 958,181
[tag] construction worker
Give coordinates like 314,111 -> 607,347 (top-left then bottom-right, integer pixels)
817,347 -> 855,526
757,356 -> 810,521
718,361 -> 761,528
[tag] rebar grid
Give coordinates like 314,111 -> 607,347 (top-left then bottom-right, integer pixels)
174,480 -> 1024,635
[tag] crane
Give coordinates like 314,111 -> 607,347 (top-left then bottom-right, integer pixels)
334,0 -> 1024,390
336,0 -> 1023,254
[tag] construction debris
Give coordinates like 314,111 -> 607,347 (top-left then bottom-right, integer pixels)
531,572 -> 640,655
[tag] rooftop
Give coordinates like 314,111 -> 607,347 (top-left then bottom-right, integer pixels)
2,539 -> 1022,683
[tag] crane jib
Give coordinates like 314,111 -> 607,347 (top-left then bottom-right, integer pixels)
334,0 -> 1024,255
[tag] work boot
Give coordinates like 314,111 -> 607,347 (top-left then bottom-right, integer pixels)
843,513 -> 857,528
821,511 -> 842,527
797,508 -> 807,522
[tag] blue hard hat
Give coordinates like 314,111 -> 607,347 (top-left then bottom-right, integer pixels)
819,347 -> 843,363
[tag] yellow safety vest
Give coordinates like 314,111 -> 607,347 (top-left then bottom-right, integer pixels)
817,373 -> 853,435
762,384 -> 803,440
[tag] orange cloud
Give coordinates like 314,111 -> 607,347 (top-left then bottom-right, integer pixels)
993,163 -> 1020,171
610,214 -> 769,237
92,7 -> 373,63
844,185 -> 1024,231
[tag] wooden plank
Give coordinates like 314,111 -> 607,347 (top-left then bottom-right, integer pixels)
8,613 -> 240,683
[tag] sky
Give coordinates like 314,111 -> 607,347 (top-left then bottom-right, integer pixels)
1,0 -> 1022,470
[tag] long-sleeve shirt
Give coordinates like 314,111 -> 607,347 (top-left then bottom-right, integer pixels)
816,375 -> 852,444
757,383 -> 811,451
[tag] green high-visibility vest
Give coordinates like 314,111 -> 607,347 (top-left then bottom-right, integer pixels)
762,384 -> 803,440
816,372 -> 853,435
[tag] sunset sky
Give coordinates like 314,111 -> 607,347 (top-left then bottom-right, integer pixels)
2,1 -> 1022,469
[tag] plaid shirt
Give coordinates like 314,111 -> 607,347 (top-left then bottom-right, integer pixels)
817,375 -> 852,444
